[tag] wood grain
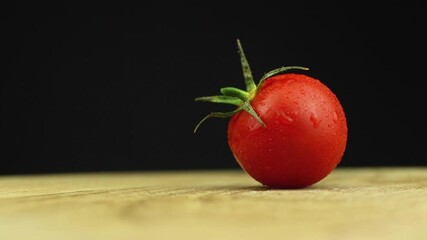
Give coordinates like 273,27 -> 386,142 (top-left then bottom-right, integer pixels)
0,167 -> 426,240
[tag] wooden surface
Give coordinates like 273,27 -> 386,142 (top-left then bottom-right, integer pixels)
0,168 -> 426,240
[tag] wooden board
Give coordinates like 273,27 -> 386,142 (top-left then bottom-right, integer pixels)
0,167 -> 426,240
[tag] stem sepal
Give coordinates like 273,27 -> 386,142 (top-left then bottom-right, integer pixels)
194,40 -> 308,133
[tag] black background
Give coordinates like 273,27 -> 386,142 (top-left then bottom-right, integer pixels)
3,2 -> 426,174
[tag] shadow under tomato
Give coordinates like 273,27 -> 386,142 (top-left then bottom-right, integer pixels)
199,184 -> 332,192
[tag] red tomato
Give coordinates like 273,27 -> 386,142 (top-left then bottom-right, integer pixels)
195,40 -> 347,188
227,73 -> 347,188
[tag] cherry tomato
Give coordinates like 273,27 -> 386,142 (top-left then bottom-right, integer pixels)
195,40 -> 347,188
228,73 -> 347,188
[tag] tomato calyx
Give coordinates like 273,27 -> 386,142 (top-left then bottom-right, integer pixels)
194,39 -> 309,133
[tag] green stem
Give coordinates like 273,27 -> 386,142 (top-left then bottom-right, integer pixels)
237,39 -> 256,94
220,87 -> 250,101
194,40 -> 308,132
194,108 -> 242,133
258,66 -> 309,88
242,102 -> 266,127
195,95 -> 243,106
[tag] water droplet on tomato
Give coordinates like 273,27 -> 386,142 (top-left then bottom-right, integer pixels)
282,114 -> 294,124
249,122 -> 262,132
333,111 -> 338,123
276,109 -> 294,125
310,112 -> 321,129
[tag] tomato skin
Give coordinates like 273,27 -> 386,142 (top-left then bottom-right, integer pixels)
228,73 -> 347,188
